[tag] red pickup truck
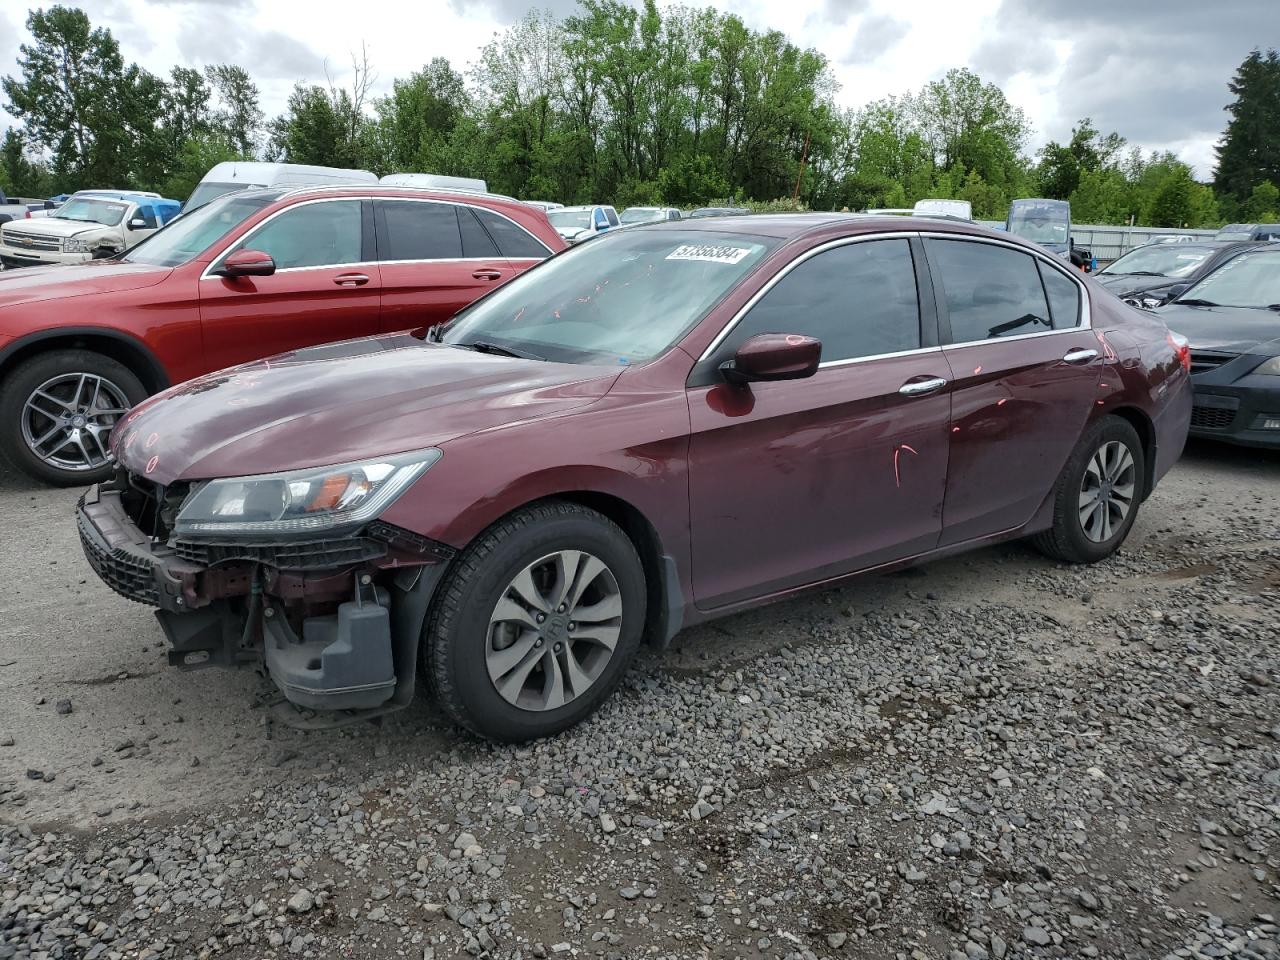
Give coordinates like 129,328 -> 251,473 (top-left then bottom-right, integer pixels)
0,185 -> 564,485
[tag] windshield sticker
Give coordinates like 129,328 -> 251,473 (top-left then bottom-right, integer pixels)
666,244 -> 753,264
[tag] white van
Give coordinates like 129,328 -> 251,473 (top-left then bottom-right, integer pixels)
913,198 -> 973,221
185,162 -> 378,210
380,173 -> 489,193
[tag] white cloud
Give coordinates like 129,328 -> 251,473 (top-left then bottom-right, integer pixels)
0,0 -> 1261,179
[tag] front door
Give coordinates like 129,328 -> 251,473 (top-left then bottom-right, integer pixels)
687,237 -> 952,610
921,236 -> 1102,545
199,198 -> 381,370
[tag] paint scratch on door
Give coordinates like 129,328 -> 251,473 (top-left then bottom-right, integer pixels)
893,443 -> 918,488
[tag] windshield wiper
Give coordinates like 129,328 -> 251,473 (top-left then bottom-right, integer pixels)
1125,271 -> 1168,277
1267,304 -> 1280,312
456,340 -> 545,361
1174,298 -> 1219,307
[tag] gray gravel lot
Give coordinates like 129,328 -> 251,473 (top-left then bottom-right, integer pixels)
2,441 -> 1279,960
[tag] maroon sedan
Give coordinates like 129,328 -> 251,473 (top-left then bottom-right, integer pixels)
0,185 -> 562,486
78,215 -> 1192,741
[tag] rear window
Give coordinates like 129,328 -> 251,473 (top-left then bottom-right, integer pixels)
459,207 -> 500,257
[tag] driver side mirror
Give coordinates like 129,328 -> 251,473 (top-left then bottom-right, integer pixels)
218,248 -> 276,278
127,216 -> 149,230
720,333 -> 821,385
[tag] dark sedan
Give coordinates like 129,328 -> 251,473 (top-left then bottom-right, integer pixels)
1095,241 -> 1259,308
1158,245 -> 1280,448
78,215 -> 1191,741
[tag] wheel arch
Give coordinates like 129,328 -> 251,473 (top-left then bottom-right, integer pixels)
0,328 -> 170,395
1100,403 -> 1156,500
531,490 -> 679,648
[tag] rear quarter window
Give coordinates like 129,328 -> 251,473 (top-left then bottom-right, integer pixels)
472,207 -> 549,259
1037,261 -> 1082,328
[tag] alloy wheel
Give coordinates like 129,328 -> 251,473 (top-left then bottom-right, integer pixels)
20,373 -> 130,473
1077,439 -> 1136,543
485,550 -> 623,712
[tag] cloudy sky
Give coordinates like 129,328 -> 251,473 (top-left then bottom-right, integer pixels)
0,0 -> 1275,178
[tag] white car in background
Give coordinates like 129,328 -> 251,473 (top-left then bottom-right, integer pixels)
546,204 -> 619,244
524,200 -> 564,212
619,206 -> 682,226
186,162 -> 377,211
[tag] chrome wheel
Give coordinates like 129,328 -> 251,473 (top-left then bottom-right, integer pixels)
20,373 -> 130,473
1077,440 -> 1136,543
485,550 -> 623,712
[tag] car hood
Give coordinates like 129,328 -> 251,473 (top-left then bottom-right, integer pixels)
0,260 -> 171,314
3,217 -> 114,239
113,333 -> 624,485
1156,303 -> 1280,355
1095,274 -> 1180,298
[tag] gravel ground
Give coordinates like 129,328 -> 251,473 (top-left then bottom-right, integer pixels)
2,440 -> 1279,960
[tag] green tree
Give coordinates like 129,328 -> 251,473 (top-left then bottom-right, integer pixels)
1214,49 -> 1280,203
1243,180 -> 1280,221
1148,167 -> 1195,227
374,57 -> 470,175
1,6 -> 128,183
206,64 -> 263,157
0,127 -> 54,196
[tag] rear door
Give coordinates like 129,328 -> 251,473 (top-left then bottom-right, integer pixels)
687,236 -> 952,610
375,199 -> 515,333
923,236 -> 1101,545
198,198 -> 381,370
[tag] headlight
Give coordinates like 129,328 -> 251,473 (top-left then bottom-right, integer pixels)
64,237 -> 92,253
174,449 -> 441,537
1253,357 -> 1280,376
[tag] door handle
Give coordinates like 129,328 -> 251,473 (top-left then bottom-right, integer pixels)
1062,348 -> 1098,365
333,273 -> 369,286
471,269 -> 503,281
899,376 -> 948,397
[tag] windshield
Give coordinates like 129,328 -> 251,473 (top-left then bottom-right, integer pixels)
55,197 -> 127,227
186,181 -> 256,211
440,229 -> 778,364
620,208 -> 663,224
1101,245 -> 1211,278
1007,210 -> 1069,245
123,193 -> 276,267
548,210 -> 592,230
1178,249 -> 1280,308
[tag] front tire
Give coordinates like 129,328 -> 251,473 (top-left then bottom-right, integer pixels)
1032,415 -> 1145,563
424,501 -> 646,742
0,350 -> 147,486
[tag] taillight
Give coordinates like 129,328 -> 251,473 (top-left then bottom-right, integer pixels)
1167,331 -> 1191,374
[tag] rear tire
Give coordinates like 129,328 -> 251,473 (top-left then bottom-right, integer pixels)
0,350 -> 147,487
1032,415 -> 1145,564
424,500 -> 646,742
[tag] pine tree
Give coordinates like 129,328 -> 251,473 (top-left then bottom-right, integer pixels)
1214,49 -> 1280,202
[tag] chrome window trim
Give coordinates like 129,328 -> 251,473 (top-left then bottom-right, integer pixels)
819,344 -> 943,369
917,230 -> 1092,333
201,194 -> 552,280
201,196 -> 367,281
696,230 -> 920,363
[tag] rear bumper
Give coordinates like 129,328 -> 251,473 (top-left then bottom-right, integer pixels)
1150,372 -> 1193,489
77,479 -> 451,717
1189,374 -> 1280,449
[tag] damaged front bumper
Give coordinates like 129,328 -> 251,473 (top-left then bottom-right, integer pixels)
76,477 -> 453,724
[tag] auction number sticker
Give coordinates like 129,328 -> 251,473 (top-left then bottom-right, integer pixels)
667,244 -> 753,264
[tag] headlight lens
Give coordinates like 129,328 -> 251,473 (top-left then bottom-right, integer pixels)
1253,356 -> 1280,376
64,237 -> 91,253
174,449 -> 441,537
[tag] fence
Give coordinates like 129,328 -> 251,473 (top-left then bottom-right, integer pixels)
976,221 -> 1218,263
